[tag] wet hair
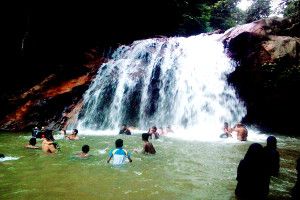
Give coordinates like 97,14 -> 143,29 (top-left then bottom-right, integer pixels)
82,145 -> 90,153
152,126 -> 157,131
142,133 -> 150,141
224,122 -> 229,127
115,139 -> 123,148
73,129 -> 78,135
29,138 -> 36,146
0,154 -> 4,158
266,135 -> 277,149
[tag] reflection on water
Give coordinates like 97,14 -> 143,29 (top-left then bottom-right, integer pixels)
0,132 -> 299,199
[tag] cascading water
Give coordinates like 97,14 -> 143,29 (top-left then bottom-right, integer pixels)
76,34 -> 248,140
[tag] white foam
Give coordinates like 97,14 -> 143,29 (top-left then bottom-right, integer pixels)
0,156 -> 20,162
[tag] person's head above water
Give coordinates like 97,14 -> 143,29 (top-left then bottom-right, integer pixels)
266,135 -> 277,149
151,126 -> 157,132
0,154 -> 4,158
142,133 -> 150,142
121,124 -> 127,130
29,138 -> 36,146
82,145 -> 90,154
115,139 -> 123,148
73,129 -> 78,135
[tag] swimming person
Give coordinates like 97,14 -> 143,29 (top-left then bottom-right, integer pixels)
66,129 -> 79,140
118,124 -> 131,135
220,122 -> 232,138
0,154 -> 4,158
107,139 -> 132,165
148,126 -> 159,139
142,133 -> 156,154
25,138 -> 40,149
76,145 -> 90,158
42,135 -> 58,153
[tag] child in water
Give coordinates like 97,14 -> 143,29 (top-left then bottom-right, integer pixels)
107,139 -> 132,165
76,145 -> 90,158
142,133 -> 156,154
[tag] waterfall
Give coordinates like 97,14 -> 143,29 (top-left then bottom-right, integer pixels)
76,34 -> 247,140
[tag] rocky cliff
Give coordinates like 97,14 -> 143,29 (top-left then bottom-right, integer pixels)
1,17 -> 299,136
221,17 -> 300,135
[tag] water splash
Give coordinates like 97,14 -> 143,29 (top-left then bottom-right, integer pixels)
76,34 -> 247,140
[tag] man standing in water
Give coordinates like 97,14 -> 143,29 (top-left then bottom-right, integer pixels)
233,123 -> 248,141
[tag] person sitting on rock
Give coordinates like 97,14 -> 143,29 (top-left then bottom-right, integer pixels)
118,124 -> 131,135
25,138 -> 40,149
66,129 -> 79,140
234,123 -> 248,141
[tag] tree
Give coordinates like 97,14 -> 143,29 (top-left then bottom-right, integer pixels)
283,0 -> 300,23
245,0 -> 271,23
210,0 -> 243,30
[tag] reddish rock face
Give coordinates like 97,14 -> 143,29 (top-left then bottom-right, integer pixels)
0,49 -> 104,131
222,17 -> 300,135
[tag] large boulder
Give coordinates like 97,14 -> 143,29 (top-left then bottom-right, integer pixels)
221,17 -> 300,135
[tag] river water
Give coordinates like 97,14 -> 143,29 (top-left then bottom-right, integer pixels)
0,131 -> 299,200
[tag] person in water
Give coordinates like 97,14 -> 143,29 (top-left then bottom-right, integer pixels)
148,126 -> 159,139
233,123 -> 248,141
31,126 -> 40,138
42,135 -> 58,153
0,154 -> 4,158
66,129 -> 79,140
263,135 -> 280,196
107,139 -> 132,165
36,126 -> 46,138
76,145 -> 90,158
118,124 -> 131,135
142,133 -> 156,154
292,157 -> 300,200
220,122 -> 232,138
25,138 -> 40,149
235,143 -> 269,199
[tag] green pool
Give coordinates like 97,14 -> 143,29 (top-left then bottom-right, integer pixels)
0,132 -> 299,199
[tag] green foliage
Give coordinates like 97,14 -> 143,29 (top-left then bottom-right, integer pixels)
283,0 -> 300,22
245,0 -> 271,23
174,0 -> 244,34
210,0 -> 243,30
